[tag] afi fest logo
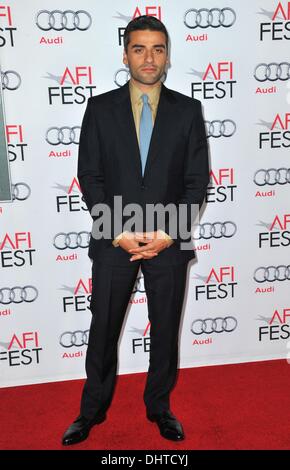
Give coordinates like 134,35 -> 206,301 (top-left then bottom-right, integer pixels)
189,61 -> 236,99
61,277 -> 92,313
259,1 -> 290,40
0,232 -> 36,268
0,4 -> 17,47
129,322 -> 151,354
54,177 -> 88,214
6,124 -> 28,162
46,66 -> 96,105
114,5 -> 162,46
0,332 -> 42,367
193,266 -> 237,300
206,168 -> 237,203
258,113 -> 290,149
258,214 -> 290,247
258,308 -> 290,341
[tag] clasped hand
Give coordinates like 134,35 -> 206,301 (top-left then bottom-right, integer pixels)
118,231 -> 173,261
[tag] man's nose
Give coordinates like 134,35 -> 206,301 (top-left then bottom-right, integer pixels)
144,50 -> 154,63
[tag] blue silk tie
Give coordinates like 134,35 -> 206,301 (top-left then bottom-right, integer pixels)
139,94 -> 153,176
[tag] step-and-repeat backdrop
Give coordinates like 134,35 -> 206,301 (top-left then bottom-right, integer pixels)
1,0 -> 290,387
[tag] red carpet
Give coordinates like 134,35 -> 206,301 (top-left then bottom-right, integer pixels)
1,359 -> 290,450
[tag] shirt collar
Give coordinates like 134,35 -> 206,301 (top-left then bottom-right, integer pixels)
129,79 -> 161,106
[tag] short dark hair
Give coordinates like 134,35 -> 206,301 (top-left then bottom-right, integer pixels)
123,15 -> 169,52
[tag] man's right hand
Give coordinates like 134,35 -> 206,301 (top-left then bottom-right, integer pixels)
118,232 -> 158,261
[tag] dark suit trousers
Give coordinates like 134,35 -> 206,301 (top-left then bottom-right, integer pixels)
80,258 -> 189,419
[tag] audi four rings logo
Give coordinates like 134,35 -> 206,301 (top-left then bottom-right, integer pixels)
114,68 -> 131,88
11,183 -> 31,201
254,266 -> 290,283
205,120 -> 236,138
254,63 -> 290,82
46,127 -> 81,145
1,70 -> 21,90
60,330 -> 90,348
254,168 -> 290,186
183,8 -> 236,29
53,232 -> 90,250
0,286 -> 38,305
193,222 -> 237,240
132,276 -> 146,294
36,10 -> 92,31
191,316 -> 238,335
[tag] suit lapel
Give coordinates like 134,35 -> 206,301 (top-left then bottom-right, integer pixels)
113,82 -> 142,178
112,81 -> 177,180
143,83 -> 176,179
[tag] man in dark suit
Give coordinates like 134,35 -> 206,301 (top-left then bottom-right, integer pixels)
62,15 -> 209,445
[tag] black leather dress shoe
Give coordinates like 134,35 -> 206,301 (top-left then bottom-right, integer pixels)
62,412 -> 106,446
147,410 -> 185,441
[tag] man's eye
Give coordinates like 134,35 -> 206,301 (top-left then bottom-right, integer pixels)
154,49 -> 163,54
135,48 -> 143,54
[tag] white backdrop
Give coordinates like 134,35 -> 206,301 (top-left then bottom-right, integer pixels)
1,0 -> 290,387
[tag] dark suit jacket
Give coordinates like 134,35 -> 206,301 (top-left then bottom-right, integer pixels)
77,81 -> 209,266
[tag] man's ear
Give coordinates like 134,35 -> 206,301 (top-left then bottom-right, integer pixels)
123,50 -> 128,65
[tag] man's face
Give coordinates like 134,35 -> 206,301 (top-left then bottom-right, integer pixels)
123,29 -> 169,87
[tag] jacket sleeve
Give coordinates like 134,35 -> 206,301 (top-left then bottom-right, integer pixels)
77,99 -> 117,241
77,98 -> 106,213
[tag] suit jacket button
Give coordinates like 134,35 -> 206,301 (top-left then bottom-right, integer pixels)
141,184 -> 146,190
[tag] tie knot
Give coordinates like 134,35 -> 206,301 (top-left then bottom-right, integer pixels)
141,94 -> 149,105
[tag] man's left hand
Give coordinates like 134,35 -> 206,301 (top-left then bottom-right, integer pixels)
129,231 -> 173,261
